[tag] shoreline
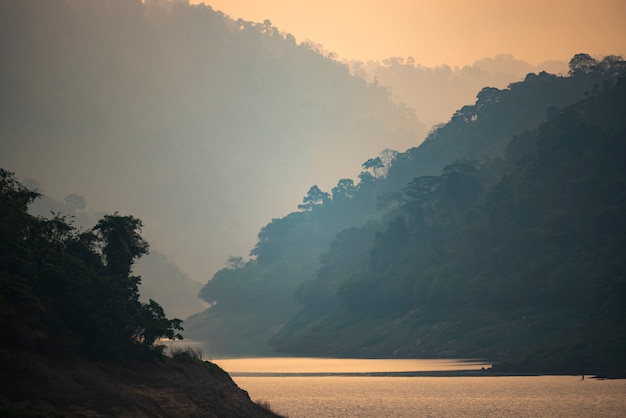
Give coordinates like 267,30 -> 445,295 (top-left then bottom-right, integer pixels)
231,370 -> 624,379
211,355 -> 626,379
230,370 -> 527,377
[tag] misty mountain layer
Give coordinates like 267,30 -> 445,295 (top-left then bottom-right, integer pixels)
350,55 -> 568,127
0,0 -> 425,282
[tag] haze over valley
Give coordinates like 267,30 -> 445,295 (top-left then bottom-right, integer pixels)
2,0 -> 626,383
2,0 -> 426,285
1,0 -> 593,290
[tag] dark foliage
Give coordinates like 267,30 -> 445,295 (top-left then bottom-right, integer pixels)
184,54 -> 626,374
333,76 -> 626,313
0,170 -> 182,360
270,71 -> 626,374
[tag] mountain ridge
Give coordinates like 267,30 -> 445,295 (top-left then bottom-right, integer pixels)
190,55 -> 626,377
269,66 -> 626,376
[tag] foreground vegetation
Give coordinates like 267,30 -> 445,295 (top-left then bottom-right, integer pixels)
0,168 -> 183,359
0,170 -> 281,415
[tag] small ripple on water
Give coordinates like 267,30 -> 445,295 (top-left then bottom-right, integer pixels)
211,358 -> 625,418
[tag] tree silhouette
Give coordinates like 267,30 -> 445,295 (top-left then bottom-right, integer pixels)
568,53 -> 598,75
0,170 -> 182,359
362,157 -> 384,178
331,178 -> 357,201
89,213 -> 149,276
298,185 -> 330,211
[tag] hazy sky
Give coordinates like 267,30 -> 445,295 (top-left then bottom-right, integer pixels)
195,0 -> 626,67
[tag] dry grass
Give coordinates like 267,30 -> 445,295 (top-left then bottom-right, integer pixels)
256,399 -> 288,417
168,346 -> 204,361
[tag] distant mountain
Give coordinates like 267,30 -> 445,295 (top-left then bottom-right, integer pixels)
349,54 -> 568,127
0,0 -> 426,284
134,252 -> 208,319
189,54 -> 626,376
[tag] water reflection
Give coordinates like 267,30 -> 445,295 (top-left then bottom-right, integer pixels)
159,340 -> 492,375
159,341 -> 625,417
214,357 -> 492,376
232,375 -> 626,418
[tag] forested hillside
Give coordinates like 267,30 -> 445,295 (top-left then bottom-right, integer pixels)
191,55 -> 626,375
0,0 -> 425,284
0,170 -> 281,416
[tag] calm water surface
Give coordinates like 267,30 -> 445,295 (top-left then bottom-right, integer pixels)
214,358 -> 626,418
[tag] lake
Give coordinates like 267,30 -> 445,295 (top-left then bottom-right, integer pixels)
213,357 -> 626,417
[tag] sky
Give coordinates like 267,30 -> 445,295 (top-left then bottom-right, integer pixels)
194,0 -> 626,67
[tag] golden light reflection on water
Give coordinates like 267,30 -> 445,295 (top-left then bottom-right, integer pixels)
213,357 -> 491,374
232,375 -> 626,418
161,345 -> 625,417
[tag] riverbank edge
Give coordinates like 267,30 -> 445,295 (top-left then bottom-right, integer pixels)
212,353 -> 626,380
0,349 -> 282,417
230,370 -> 624,379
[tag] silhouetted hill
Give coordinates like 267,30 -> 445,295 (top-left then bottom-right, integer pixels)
271,65 -> 626,376
135,252 -> 208,319
190,55 -> 626,376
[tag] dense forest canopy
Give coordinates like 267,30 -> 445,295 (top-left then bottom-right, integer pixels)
188,55 -> 626,374
0,169 -> 182,360
270,63 -> 626,374
295,76 -> 626,317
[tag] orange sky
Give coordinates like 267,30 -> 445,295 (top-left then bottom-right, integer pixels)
192,0 -> 626,67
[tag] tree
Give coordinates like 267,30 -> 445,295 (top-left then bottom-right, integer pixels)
568,53 -> 598,75
357,171 -> 376,189
379,149 -> 398,169
476,87 -> 501,110
88,213 -> 149,276
226,255 -> 245,270
0,168 -> 40,239
298,185 -> 330,211
1,170 -> 183,359
331,178 -> 356,201
362,157 -> 384,178
402,175 -> 441,224
132,299 -> 183,350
